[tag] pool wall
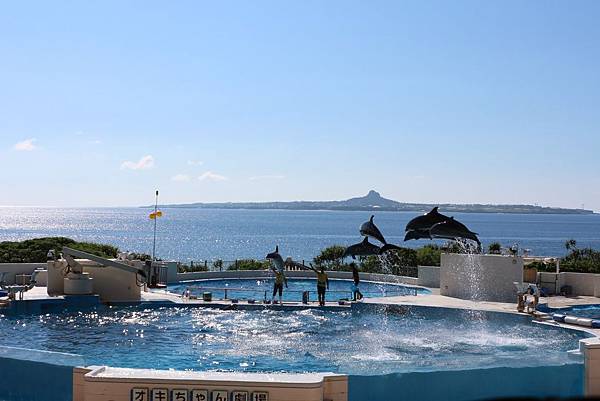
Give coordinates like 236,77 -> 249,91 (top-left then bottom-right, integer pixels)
349,364 -> 584,401
0,346 -> 83,401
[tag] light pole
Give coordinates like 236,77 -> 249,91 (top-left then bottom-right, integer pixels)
151,190 -> 159,261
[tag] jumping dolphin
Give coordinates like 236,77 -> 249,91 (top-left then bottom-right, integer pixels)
266,246 -> 285,272
405,207 -> 450,232
429,218 -> 480,246
360,215 -> 387,245
343,237 -> 382,259
403,229 -> 432,241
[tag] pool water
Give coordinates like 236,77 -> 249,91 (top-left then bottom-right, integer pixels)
0,304 -> 586,375
550,305 -> 600,320
169,278 -> 427,303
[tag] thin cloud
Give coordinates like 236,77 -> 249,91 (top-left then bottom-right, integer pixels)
187,160 -> 204,166
249,175 -> 285,181
120,155 -> 154,170
89,139 -> 102,145
171,174 -> 191,182
198,171 -> 228,182
13,138 -> 37,151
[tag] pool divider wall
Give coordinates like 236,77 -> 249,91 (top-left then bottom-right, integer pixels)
74,366 -> 347,401
0,346 -> 84,401
582,337 -> 600,396
349,363 -> 584,401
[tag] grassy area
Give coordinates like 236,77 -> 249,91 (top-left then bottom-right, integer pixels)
0,237 -> 122,263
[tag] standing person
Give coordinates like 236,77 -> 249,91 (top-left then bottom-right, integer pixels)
316,266 -> 329,306
308,264 -> 329,306
352,265 -> 363,301
271,269 -> 288,305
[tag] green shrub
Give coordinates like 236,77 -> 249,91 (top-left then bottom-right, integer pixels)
560,247 -> 600,273
313,245 -> 346,270
488,242 -> 502,254
415,245 -> 442,266
0,237 -> 118,263
228,259 -> 271,270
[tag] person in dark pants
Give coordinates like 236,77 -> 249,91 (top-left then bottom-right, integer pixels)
271,269 -> 288,304
315,267 -> 329,306
352,265 -> 363,301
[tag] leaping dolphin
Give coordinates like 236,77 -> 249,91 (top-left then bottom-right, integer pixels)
343,237 -> 382,259
429,218 -> 480,246
266,246 -> 285,272
405,207 -> 450,232
404,228 -> 432,241
360,215 -> 387,245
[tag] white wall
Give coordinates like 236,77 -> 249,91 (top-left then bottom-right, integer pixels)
0,263 -> 46,285
417,266 -> 440,288
538,271 -> 600,297
440,254 -> 523,302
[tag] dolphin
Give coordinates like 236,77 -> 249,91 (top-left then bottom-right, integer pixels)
360,215 -> 387,245
343,237 -> 382,259
405,207 -> 450,232
429,218 -> 480,246
266,246 -> 285,272
403,229 -> 432,241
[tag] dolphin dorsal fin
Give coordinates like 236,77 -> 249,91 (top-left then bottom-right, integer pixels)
430,207 -> 438,214
275,245 -> 279,253
362,236 -> 369,244
370,215 -> 374,222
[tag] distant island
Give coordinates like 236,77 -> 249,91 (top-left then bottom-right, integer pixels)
149,190 -> 594,215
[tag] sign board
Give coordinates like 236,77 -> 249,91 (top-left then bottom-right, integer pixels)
130,388 -> 268,401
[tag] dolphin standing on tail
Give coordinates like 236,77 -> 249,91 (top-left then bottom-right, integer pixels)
266,246 -> 285,272
359,215 -> 404,254
360,215 -> 387,245
342,237 -> 382,259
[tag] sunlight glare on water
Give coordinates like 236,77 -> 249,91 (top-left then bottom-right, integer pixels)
0,305 -> 585,375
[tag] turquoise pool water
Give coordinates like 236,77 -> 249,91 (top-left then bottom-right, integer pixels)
169,278 -> 427,303
0,304 -> 586,376
547,304 -> 600,319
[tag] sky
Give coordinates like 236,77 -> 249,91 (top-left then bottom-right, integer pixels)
0,1 -> 599,210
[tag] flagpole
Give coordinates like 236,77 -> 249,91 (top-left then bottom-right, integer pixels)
152,190 -> 158,261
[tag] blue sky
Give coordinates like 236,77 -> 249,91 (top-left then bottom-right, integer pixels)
1,1 -> 599,210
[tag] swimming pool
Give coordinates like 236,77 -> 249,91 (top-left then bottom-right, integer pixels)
0,303 -> 585,375
169,278 -> 428,303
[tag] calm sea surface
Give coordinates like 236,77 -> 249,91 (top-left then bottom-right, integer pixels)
0,207 -> 599,261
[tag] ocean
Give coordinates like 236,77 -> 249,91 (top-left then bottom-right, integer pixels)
0,207 -> 599,262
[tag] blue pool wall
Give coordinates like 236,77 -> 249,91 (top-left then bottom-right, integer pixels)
0,346 -> 84,401
349,363 -> 584,401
